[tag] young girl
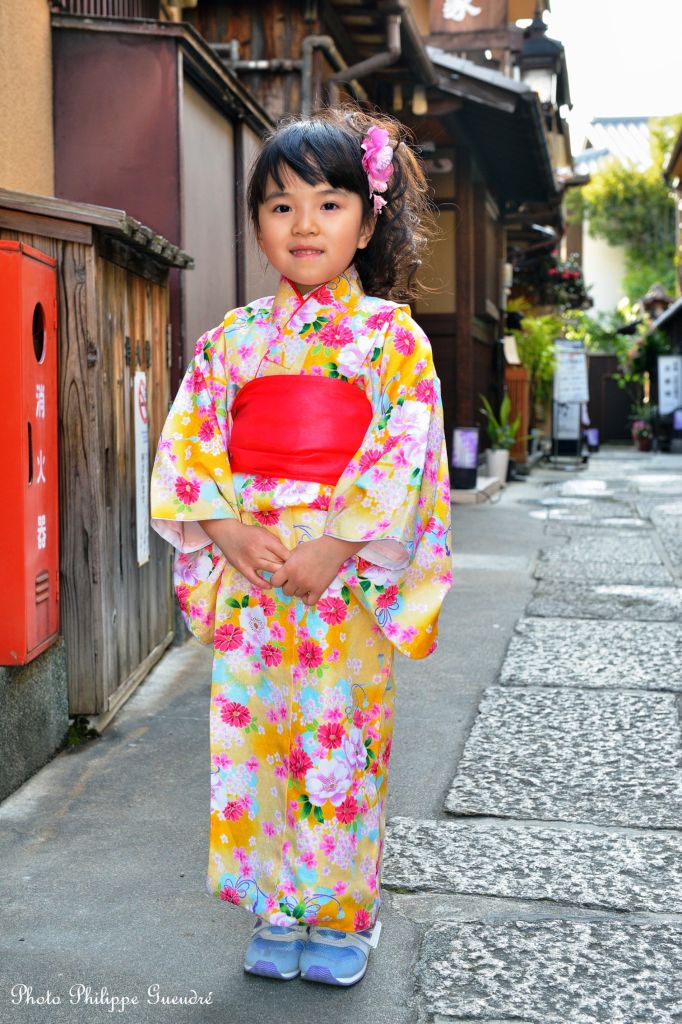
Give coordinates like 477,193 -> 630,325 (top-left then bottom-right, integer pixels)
150,105 -> 452,988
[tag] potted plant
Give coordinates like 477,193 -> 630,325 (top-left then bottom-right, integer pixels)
629,401 -> 656,451
479,393 -> 523,483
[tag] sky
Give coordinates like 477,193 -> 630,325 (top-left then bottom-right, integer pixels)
522,0 -> 681,150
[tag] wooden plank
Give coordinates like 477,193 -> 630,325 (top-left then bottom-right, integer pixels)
0,209 -> 92,246
89,629 -> 174,732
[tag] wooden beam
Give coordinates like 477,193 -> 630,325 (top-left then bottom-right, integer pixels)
454,144 -> 476,425
428,27 -> 524,52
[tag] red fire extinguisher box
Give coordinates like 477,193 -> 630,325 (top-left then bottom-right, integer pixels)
0,241 -> 59,664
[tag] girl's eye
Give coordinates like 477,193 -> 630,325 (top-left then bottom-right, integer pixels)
272,204 -> 291,213
322,202 -> 339,210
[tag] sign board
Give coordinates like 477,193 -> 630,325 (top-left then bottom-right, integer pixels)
658,355 -> 682,416
134,370 -> 150,566
555,401 -> 581,440
452,427 -> 479,490
430,0 -> 507,33
553,339 -> 589,404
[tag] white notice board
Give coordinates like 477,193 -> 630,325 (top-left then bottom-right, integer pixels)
554,339 -> 589,404
134,370 -> 150,566
658,355 -> 682,415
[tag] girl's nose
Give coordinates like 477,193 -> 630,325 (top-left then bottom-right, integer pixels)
292,208 -> 319,235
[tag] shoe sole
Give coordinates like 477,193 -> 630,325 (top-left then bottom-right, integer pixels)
300,961 -> 368,986
244,959 -> 300,981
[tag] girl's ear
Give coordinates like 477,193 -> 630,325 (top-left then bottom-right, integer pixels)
357,215 -> 376,251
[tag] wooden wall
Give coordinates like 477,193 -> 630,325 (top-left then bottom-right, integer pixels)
0,220 -> 173,720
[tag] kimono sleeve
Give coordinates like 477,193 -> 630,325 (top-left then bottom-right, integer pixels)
150,322 -> 239,554
324,306 -> 451,571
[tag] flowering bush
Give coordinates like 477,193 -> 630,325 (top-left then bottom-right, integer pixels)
512,249 -> 591,310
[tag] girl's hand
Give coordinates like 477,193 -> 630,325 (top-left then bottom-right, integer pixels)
198,519 -> 290,590
269,536 -> 366,606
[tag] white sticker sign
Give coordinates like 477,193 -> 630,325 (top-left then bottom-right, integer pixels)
134,370 -> 150,566
658,355 -> 682,416
554,339 -> 589,404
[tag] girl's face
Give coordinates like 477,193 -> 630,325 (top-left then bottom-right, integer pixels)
257,167 -> 374,294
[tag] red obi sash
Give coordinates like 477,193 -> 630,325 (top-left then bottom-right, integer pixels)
229,374 -> 373,485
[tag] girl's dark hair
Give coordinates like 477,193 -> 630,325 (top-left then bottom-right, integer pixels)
246,104 -> 435,303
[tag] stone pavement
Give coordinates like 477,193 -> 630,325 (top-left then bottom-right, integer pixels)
382,450 -> 682,1023
2,450 -> 682,1024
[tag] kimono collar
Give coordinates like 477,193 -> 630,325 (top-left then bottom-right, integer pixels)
269,264 -> 365,332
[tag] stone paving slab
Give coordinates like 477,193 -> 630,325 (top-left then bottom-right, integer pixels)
500,617 -> 682,691
527,580 -> 682,621
540,498 -> 637,518
383,816 -> 682,913
537,531 -> 663,565
533,560 -> 672,585
444,687 -> 682,827
417,919 -> 682,1023
543,516 -> 651,532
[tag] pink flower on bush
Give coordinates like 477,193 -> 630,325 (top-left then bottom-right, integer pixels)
220,700 -> 251,728
175,477 -> 200,506
317,596 -> 347,625
214,623 -> 244,651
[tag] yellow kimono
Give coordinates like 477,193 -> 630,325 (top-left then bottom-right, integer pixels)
150,264 -> 451,932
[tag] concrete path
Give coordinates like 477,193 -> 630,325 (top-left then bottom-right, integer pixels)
1,449 -> 681,1023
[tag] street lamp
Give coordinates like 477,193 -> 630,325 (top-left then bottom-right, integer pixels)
518,7 -> 566,108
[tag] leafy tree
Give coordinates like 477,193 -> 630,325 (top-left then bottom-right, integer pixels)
564,113 -> 682,300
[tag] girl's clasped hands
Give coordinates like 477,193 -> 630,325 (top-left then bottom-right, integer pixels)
199,518 -> 364,606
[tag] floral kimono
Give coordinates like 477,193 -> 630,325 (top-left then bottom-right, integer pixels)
150,263 -> 452,933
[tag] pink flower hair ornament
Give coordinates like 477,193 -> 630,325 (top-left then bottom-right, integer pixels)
361,125 -> 394,215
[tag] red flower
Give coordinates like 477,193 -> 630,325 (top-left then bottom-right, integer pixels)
359,448 -> 382,473
376,585 -> 399,610
288,747 -> 313,779
317,596 -> 347,625
252,476 -> 278,492
261,643 -> 283,667
317,722 -> 344,749
175,477 -> 200,506
219,885 -> 241,904
298,639 -> 323,669
253,509 -> 281,526
355,557 -> 373,575
198,418 -> 215,442
318,320 -> 354,349
354,909 -> 371,931
393,327 -> 415,355
309,493 -> 331,511
415,379 -> 436,405
214,623 -> 244,651
366,306 -> 395,331
190,367 -> 206,393
257,593 -> 276,616
382,737 -> 393,765
335,794 -> 359,824
221,701 -> 251,728
223,800 -> 245,821
176,583 -> 190,611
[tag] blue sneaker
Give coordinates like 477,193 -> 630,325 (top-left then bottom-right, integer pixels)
299,920 -> 382,987
243,918 -> 309,981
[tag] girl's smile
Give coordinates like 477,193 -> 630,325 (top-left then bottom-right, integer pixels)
257,168 -> 374,294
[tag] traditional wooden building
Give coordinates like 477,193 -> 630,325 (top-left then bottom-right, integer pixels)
180,0 -> 570,452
